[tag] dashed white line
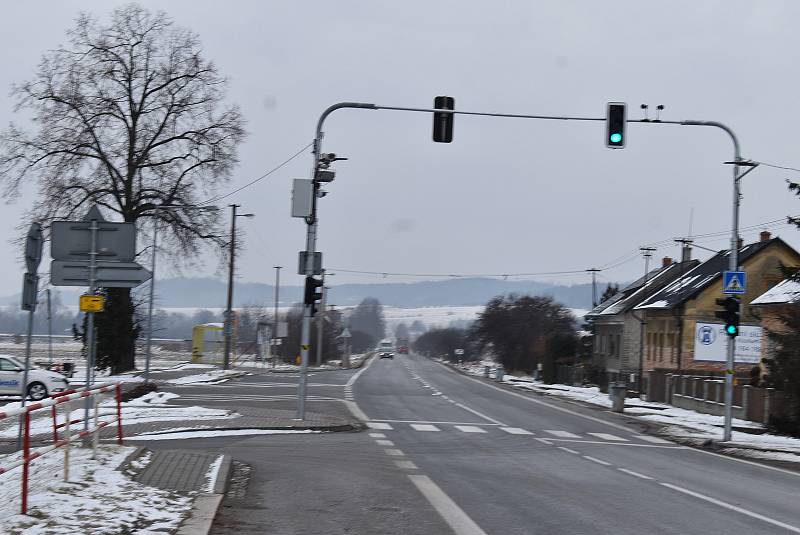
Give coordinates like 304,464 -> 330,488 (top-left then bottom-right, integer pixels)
544,430 -> 581,439
376,440 -> 395,447
395,460 -> 418,470
454,425 -> 487,434
408,475 -> 488,535
617,468 -> 653,480
368,433 -> 386,439
367,422 -> 393,430
500,427 -> 533,435
557,446 -> 580,455
582,455 -> 612,466
384,449 -> 405,456
588,433 -> 628,442
410,424 -> 441,432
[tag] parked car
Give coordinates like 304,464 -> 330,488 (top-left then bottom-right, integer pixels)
0,355 -> 71,401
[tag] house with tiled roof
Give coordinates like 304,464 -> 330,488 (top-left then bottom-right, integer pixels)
632,232 -> 800,391
586,256 -> 699,389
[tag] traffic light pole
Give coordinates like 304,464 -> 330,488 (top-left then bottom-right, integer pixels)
301,103 -> 744,438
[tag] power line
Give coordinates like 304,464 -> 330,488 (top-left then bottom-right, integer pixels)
754,161 -> 800,174
199,141 -> 314,206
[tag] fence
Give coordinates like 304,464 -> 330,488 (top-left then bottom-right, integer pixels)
648,372 -> 783,424
0,382 -> 123,514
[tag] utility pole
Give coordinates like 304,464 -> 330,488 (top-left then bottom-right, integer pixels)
272,266 -> 281,369
637,247 -> 656,397
46,289 -> 53,367
144,216 -> 159,384
586,268 -> 601,307
223,204 -> 254,370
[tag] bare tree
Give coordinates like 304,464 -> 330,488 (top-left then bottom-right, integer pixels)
0,4 -> 246,372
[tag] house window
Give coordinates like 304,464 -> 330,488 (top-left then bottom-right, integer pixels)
658,333 -> 664,362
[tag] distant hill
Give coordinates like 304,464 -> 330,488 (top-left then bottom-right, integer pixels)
1,276 -> 609,310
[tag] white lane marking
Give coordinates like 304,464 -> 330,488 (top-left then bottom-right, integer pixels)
685,447 -> 800,478
588,433 -> 628,442
557,446 -> 580,455
369,419 -> 500,426
544,430 -> 581,438
384,449 -> 405,456
542,438 -> 685,449
442,364 -> 635,433
660,482 -> 800,533
408,475 -> 488,535
617,468 -> 653,480
395,460 -> 418,470
582,455 -> 612,466
452,401 -> 506,426
344,400 -> 369,422
534,437 -> 552,445
346,355 -> 375,388
411,424 -> 441,432
500,427 -> 533,435
367,422 -> 393,430
368,433 -> 386,438
633,435 -> 671,444
376,440 -> 395,446
454,425 -> 487,434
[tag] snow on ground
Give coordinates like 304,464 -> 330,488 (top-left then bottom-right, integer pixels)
456,361 -> 800,461
0,391 -> 235,439
128,429 -> 321,441
165,368 -> 246,385
0,444 -> 191,534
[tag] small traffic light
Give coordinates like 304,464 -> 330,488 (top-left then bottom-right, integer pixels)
304,276 -> 324,316
715,296 -> 740,337
433,96 -> 455,143
606,102 -> 626,148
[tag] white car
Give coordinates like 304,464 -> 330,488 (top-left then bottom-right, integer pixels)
0,355 -> 70,401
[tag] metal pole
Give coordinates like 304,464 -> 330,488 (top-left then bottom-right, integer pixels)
84,218 -> 98,431
46,289 -> 53,367
587,268 -> 600,307
223,204 -> 238,370
144,217 -> 158,383
725,156 -> 742,442
16,298 -> 36,449
638,247 -> 655,397
273,266 -> 281,369
315,271 -> 326,367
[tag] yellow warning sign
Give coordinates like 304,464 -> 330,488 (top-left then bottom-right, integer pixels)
80,294 -> 105,313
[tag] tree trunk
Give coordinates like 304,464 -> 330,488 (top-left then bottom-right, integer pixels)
95,287 -> 139,374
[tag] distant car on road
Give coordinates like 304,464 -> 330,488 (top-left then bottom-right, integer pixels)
377,340 -> 395,359
0,355 -> 70,401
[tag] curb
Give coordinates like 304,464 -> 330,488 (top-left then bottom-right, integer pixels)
119,422 -> 365,441
176,454 -> 232,535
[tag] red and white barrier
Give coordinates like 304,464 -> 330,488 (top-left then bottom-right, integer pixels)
0,382 -> 124,514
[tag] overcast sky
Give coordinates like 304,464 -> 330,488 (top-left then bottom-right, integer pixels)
1,1 -> 800,299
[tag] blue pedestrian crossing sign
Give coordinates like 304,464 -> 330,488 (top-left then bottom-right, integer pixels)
722,271 -> 747,295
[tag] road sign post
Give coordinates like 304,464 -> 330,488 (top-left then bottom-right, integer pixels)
17,222 -> 43,447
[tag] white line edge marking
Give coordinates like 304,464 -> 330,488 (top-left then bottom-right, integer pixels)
408,475 -> 488,535
588,433 -> 627,441
659,482 -> 800,533
534,437 -> 552,445
371,419 -> 500,426
583,455 -> 611,466
440,362 -> 800,478
341,356 -> 375,422
542,438 -> 686,449
617,468 -> 653,480
557,446 -> 580,455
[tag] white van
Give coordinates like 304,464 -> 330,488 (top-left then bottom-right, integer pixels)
377,340 -> 395,359
0,355 -> 70,401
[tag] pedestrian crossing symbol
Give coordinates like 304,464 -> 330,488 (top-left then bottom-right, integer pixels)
722,271 -> 746,295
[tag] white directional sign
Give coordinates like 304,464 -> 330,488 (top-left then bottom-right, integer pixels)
51,260 -> 152,288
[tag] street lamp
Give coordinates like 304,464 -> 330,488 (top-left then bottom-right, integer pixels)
223,204 -> 255,370
144,204 -> 216,383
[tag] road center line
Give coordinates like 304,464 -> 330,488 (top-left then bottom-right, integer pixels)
659,482 -> 800,533
451,401 -> 506,426
582,455 -> 611,466
617,468 -> 653,480
408,475 -> 488,535
557,446 -> 580,455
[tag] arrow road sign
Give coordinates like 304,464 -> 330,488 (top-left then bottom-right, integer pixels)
723,271 -> 747,295
51,260 -> 152,288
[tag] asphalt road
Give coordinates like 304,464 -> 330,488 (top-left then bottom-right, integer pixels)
147,355 -> 800,534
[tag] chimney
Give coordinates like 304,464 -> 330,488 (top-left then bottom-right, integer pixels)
662,257 -> 673,267
681,245 -> 692,262
760,230 -> 771,242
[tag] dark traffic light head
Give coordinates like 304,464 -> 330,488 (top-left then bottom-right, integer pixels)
714,296 -> 740,337
606,102 -> 626,148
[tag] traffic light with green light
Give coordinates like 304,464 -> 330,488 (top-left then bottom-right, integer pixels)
714,296 -> 740,338
606,102 -> 626,148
